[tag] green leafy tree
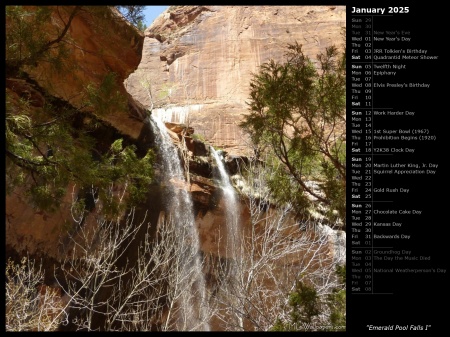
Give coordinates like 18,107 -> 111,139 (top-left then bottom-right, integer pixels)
116,5 -> 146,27
6,6 -> 154,215
271,281 -> 320,331
6,86 -> 154,215
240,40 -> 346,223
271,265 -> 346,331
5,6 -> 82,77
136,20 -> 147,32
327,265 -> 346,330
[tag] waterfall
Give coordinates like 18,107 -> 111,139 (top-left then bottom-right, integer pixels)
150,115 -> 210,331
152,104 -> 203,124
211,147 -> 244,330
210,147 -> 241,257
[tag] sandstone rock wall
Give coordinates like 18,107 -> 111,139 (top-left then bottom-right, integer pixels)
6,6 -> 146,258
24,6 -> 146,139
126,5 -> 346,154
6,4 -> 345,280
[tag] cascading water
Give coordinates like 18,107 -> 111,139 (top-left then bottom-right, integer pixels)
210,147 -> 244,330
150,115 -> 210,331
210,147 -> 241,257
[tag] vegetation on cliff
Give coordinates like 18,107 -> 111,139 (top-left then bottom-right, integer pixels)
6,6 -> 154,215
271,265 -> 346,331
116,5 -> 147,31
239,38 -> 346,330
240,39 -> 346,224
5,6 -> 345,332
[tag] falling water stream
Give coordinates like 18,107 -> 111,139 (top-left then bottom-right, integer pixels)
150,115 -> 210,331
210,147 -> 244,330
210,148 -> 241,258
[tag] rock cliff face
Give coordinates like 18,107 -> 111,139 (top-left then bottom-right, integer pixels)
126,5 -> 346,154
6,6 -> 146,258
6,5 -> 345,262
6,7 -> 345,331
23,6 -> 147,138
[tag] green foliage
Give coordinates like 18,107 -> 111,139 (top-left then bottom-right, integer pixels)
6,90 -> 154,214
271,265 -> 346,331
327,288 -> 346,330
336,264 -> 346,283
240,41 -> 346,222
191,133 -> 206,142
327,265 -> 346,330
265,159 -> 310,218
96,139 -> 154,217
6,88 -> 153,212
136,20 -> 147,32
6,6 -> 51,69
271,281 -> 320,331
158,82 -> 173,101
116,5 -> 146,26
6,6 -> 80,76
5,6 -> 155,215
289,281 -> 320,324
84,72 -> 127,115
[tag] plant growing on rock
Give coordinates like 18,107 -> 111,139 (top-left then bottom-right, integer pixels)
5,6 -> 154,215
115,5 -> 146,27
6,89 -> 154,215
240,41 -> 346,223
209,159 -> 344,331
271,265 -> 346,331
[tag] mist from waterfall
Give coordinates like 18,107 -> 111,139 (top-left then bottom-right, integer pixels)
149,115 -> 210,331
210,147 -> 241,257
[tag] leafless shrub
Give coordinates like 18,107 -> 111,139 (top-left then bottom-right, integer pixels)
6,256 -> 68,331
